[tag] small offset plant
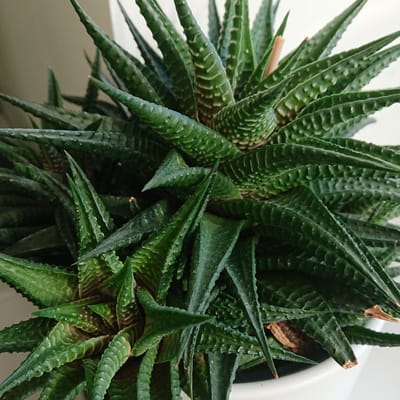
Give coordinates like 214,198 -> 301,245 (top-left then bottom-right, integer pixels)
1,0 -> 400,398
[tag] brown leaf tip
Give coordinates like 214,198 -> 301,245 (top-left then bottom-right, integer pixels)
343,359 -> 358,369
364,305 -> 398,322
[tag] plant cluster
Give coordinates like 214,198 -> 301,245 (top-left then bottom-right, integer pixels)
0,0 -> 400,399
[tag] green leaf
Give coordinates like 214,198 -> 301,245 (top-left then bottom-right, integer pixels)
0,93 -> 103,129
117,1 -> 172,92
212,83 -> 283,149
137,345 -> 158,400
83,50 -> 101,113
0,128 -> 168,170
92,79 -> 241,165
143,151 -> 240,200
235,0 -> 257,90
206,353 -> 239,400
275,31 -> 400,123
208,0 -> 221,47
134,0 -> 197,118
14,162 -> 75,218
344,325 -> 400,346
0,318 -> 55,353
33,298 -> 105,334
125,168 -> 215,301
226,237 -> 277,378
197,321 -> 314,365
344,43 -> 400,91
294,0 -> 367,66
213,187 -> 400,307
1,375 -> 48,400
0,170 -> 50,199
0,226 -> 42,246
179,214 -> 243,364
216,0 -> 246,92
79,201 -> 170,263
0,322 -> 110,396
40,363 -> 85,400
4,226 -> 65,257
187,214 -> 243,314
222,140 -> 400,191
340,214 -> 400,248
0,252 -> 77,307
91,328 -> 132,400
67,154 -> 123,295
275,89 -> 400,142
258,251 -> 398,313
133,289 -> 211,356
70,0 -> 162,104
174,0 -> 234,124
107,360 -> 138,400
0,206 -> 52,228
244,12 -> 288,94
260,275 -> 356,367
115,264 -> 138,329
251,0 -> 275,61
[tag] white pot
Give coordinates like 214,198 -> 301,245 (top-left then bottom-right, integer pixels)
181,319 -> 384,400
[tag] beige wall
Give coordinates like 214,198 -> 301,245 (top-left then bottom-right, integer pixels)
0,0 -> 112,127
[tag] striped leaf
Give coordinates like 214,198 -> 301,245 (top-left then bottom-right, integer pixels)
226,237 -> 277,377
206,353 -> 239,400
275,31 -> 400,122
134,0 -> 197,118
117,1 -> 172,91
143,151 -> 240,200
79,201 -> 170,263
0,318 -> 55,353
0,252 -> 77,307
345,325 -> 400,346
294,0 -> 367,66
125,166 -> 215,301
275,89 -> 400,141
345,43 -> 400,92
137,346 -> 158,400
33,298 -> 105,334
259,275 -> 356,367
39,363 -> 85,400
0,128 -> 168,170
197,321 -> 315,365
133,289 -> 211,356
251,0 -> 275,62
213,187 -> 400,306
1,375 -> 48,400
93,79 -> 241,165
0,322 -> 110,396
0,93 -> 105,130
115,264 -> 138,329
208,0 -> 221,47
216,0 -> 246,92
91,328 -> 132,400
212,84 -> 283,149
174,0 -> 234,124
222,140 -> 400,190
70,0 -> 162,104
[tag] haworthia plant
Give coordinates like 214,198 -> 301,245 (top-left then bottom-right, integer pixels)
0,0 -> 400,399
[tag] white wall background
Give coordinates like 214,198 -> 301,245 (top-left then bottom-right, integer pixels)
110,0 -> 400,145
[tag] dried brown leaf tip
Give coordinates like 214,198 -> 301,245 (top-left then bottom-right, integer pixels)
266,321 -> 315,355
264,36 -> 285,77
364,305 -> 398,322
343,359 -> 358,369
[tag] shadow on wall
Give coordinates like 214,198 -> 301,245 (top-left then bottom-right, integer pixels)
0,0 -> 112,127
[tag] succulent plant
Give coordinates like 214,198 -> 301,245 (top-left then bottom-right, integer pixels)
1,0 -> 400,398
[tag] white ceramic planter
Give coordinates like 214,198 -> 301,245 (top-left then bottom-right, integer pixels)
181,320 -> 384,400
